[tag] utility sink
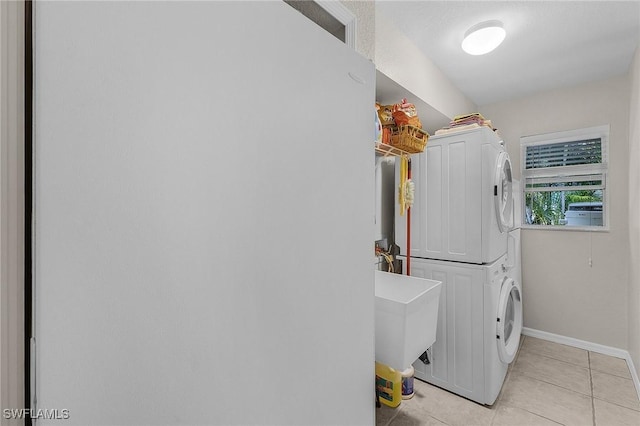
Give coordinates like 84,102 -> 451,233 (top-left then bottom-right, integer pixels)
375,270 -> 442,371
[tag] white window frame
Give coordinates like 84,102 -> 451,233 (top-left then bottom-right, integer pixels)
315,1 -> 357,49
520,124 -> 610,231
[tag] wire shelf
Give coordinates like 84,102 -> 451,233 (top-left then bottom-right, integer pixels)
375,142 -> 412,157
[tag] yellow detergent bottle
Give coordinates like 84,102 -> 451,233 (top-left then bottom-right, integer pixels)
375,362 -> 402,408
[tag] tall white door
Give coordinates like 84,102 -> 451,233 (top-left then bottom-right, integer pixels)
33,2 -> 375,424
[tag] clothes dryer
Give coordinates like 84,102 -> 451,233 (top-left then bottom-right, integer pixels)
395,127 -> 513,264
403,254 -> 522,405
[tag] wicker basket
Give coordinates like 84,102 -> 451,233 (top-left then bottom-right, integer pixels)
389,125 -> 428,154
381,126 -> 393,145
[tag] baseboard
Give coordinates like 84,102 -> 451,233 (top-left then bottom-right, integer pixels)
522,327 -> 640,402
631,358 -> 640,409
522,327 -> 629,357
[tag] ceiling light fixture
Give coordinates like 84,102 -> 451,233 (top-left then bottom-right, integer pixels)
461,20 -> 506,55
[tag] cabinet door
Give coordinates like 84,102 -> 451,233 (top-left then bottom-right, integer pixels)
34,2 -> 375,424
408,259 -> 448,381
396,130 -> 491,263
408,258 -> 485,401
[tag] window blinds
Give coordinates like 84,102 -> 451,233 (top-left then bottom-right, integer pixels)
525,138 -> 602,170
523,134 -> 606,184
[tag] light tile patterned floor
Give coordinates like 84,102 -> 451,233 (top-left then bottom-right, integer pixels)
376,336 -> 640,426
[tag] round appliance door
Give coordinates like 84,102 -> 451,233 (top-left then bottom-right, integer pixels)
494,152 -> 513,233
496,277 -> 522,364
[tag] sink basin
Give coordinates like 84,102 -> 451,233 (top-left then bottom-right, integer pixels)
375,270 -> 442,370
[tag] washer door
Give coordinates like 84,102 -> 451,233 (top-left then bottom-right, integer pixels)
494,152 -> 513,233
496,277 -> 522,364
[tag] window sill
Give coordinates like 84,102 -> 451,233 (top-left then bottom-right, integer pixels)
521,225 -> 610,232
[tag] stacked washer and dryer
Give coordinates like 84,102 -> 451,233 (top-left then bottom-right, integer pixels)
395,126 -> 523,405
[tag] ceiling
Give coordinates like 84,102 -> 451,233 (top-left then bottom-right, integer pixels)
376,1 -> 640,106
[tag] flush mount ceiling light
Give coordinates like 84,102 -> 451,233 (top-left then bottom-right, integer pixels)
461,20 -> 506,55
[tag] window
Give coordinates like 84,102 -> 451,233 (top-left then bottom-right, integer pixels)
520,125 -> 609,229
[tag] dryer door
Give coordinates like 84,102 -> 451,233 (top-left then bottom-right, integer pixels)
494,152 -> 513,233
496,277 -> 522,364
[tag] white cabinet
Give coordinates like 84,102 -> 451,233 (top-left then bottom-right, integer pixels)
395,127 -> 511,264
403,256 -> 486,402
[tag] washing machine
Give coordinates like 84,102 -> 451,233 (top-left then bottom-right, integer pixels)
402,253 -> 523,405
395,126 -> 513,264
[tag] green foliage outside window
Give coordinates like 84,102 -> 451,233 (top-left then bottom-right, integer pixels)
525,189 -> 602,225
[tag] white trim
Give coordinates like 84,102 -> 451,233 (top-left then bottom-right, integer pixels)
523,327 -> 628,357
521,224 -> 610,232
524,185 -> 604,193
522,327 -> 640,402
631,362 -> 640,412
315,0 -> 356,49
0,0 -> 25,417
521,124 -> 610,149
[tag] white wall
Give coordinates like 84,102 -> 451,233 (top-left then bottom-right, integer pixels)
628,47 -> 640,373
340,0 -> 375,61
482,76 -> 630,348
374,13 -> 476,121
0,0 -> 25,423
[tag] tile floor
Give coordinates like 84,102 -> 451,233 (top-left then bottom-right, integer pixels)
376,336 -> 640,426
